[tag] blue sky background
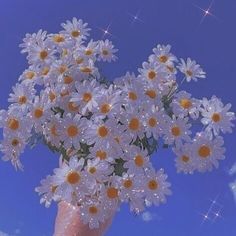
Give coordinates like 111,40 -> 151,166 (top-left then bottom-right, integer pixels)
0,0 -> 236,235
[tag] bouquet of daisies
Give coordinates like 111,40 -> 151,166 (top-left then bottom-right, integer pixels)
0,18 -> 235,229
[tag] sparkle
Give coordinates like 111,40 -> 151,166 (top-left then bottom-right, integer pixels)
200,195 -> 223,225
193,0 -> 219,25
98,22 -> 114,39
127,10 -> 144,25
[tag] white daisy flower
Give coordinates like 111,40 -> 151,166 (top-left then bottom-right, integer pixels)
27,41 -> 55,66
97,39 -> 118,62
200,96 -> 235,136
143,105 -> 165,139
95,85 -> 121,118
173,143 -> 196,174
88,143 -> 115,163
61,17 -> 90,41
8,83 -> 36,111
142,168 -> 171,206
192,133 -> 225,172
0,108 -> 32,136
178,58 -> 206,82
35,175 -> 61,207
70,79 -> 100,115
20,29 -> 47,54
76,40 -> 99,61
171,91 -> 201,119
149,44 -> 177,65
162,116 -> 191,147
79,198 -> 110,229
60,114 -> 83,150
138,61 -> 168,84
53,157 -> 91,203
0,133 -> 27,170
124,146 -> 151,174
120,106 -> 145,142
86,158 -> 113,182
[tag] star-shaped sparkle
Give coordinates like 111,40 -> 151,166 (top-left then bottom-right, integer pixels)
127,10 -> 144,25
193,0 -> 219,25
98,22 -> 114,39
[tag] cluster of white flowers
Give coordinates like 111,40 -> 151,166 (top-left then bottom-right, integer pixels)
0,18 -> 235,229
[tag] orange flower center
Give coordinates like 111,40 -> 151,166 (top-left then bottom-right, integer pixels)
148,117 -> 157,127
96,150 -> 107,160
89,167 -> 97,174
39,50 -> 48,60
198,145 -> 211,158
68,102 -> 79,112
89,206 -> 98,215
8,118 -> 19,130
53,34 -> 65,43
97,125 -> 108,138
129,118 -> 140,131
34,108 -> 43,119
128,91 -> 138,101
18,96 -> 27,104
148,70 -> 156,80
145,90 -> 157,99
159,55 -> 168,63
11,138 -> 19,146
171,126 -> 181,137
66,171 -> 80,184
134,155 -> 144,167
67,125 -> 79,137
107,187 -> 118,199
26,71 -> 35,79
71,30 -> 80,38
181,155 -> 190,163
82,92 -> 92,102
186,70 -> 193,77
211,113 -> 221,123
123,179 -> 133,189
148,180 -> 159,190
100,103 -> 111,114
180,99 -> 192,109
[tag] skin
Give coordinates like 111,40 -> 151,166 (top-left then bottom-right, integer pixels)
54,201 -> 115,236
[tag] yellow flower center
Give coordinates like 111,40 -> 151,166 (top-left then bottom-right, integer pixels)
89,167 -> 97,174
66,171 -> 80,184
97,125 -> 108,138
128,91 -> 138,101
85,49 -> 93,55
148,70 -> 156,80
148,180 -> 159,190
67,125 -> 79,137
134,155 -> 144,167
180,99 -> 192,109
68,102 -> 79,112
34,108 -> 43,119
8,118 -> 19,130
11,138 -> 19,147
145,90 -> 157,99
26,71 -> 35,79
100,103 -> 111,114
96,150 -> 107,160
18,96 -> 27,104
148,117 -> 157,127
159,55 -> 168,63
42,67 -> 50,76
71,30 -> 80,38
186,70 -> 193,77
198,145 -> 211,158
107,187 -> 118,199
211,113 -> 221,123
82,92 -> 92,102
89,206 -> 98,215
129,118 -> 140,131
171,126 -> 181,137
39,50 -> 48,60
63,76 -> 73,84
102,49 -> 109,55
123,179 -> 133,189
80,67 -> 92,73
53,34 -> 65,43
49,91 -> 56,102
181,155 -> 190,163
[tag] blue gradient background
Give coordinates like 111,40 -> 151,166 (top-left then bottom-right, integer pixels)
0,0 -> 236,235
